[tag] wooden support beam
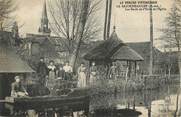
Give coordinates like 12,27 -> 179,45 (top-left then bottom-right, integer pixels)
107,0 -> 113,39
135,61 -> 137,76
103,0 -> 109,40
149,2 -> 153,75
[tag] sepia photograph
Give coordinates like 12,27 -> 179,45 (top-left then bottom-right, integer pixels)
0,0 -> 180,116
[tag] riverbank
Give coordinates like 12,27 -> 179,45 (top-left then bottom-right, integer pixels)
89,84 -> 180,117
88,75 -> 169,95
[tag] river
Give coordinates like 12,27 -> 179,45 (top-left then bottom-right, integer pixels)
0,84 -> 180,117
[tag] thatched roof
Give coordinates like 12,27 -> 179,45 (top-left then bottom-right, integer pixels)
0,31 -> 34,73
84,30 -> 144,61
111,45 -> 144,61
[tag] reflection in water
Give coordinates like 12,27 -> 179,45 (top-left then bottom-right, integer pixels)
0,84 -> 180,117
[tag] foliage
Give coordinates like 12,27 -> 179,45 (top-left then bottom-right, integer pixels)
0,0 -> 17,31
159,1 -> 181,51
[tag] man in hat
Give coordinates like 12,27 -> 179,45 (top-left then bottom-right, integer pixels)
37,57 -> 48,86
11,76 -> 28,97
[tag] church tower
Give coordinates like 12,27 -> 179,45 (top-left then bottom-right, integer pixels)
38,0 -> 51,35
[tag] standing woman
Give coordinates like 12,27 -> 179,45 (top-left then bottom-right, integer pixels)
48,60 -> 56,79
47,60 -> 56,90
108,62 -> 118,80
89,62 -> 97,85
77,63 -> 87,88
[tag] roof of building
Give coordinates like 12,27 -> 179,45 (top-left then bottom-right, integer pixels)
0,31 -> 34,73
111,45 -> 144,61
83,30 -> 144,61
126,41 -> 165,64
126,42 -> 162,58
26,33 -> 87,53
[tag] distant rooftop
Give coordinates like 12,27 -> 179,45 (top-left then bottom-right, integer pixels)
0,31 -> 34,73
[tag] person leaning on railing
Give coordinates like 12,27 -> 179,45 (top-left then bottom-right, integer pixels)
11,76 -> 29,97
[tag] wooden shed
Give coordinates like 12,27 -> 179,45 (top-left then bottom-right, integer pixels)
84,28 -> 144,78
84,29 -> 143,62
0,31 -> 34,99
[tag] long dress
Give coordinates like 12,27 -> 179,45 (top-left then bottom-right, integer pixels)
77,66 -> 87,88
89,66 -> 97,85
47,65 -> 56,89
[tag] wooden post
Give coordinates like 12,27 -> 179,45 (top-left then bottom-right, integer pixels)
148,106 -> 151,117
179,51 -> 181,88
128,61 -> 131,78
135,61 -> 137,77
149,1 -> 153,75
103,0 -> 109,40
125,61 -> 129,81
107,0 -> 112,39
0,75 -> 3,99
88,61 -> 91,86
133,96 -> 136,111
106,62 -> 110,79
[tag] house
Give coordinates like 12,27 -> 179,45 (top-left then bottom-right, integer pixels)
25,33 -> 69,63
162,51 -> 179,74
127,42 -> 166,74
22,1 -> 70,65
0,31 -> 34,99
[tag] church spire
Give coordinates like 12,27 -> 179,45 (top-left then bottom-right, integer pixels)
38,0 -> 51,35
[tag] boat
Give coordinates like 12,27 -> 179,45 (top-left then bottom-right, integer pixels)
5,88 -> 90,112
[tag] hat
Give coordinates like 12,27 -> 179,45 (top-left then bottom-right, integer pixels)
58,64 -> 63,68
40,57 -> 44,60
14,76 -> 20,80
49,60 -> 54,63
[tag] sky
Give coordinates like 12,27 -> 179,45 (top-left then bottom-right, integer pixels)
15,0 -> 172,46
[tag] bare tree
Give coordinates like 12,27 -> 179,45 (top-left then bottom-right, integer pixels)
47,0 -> 102,55
70,0 -> 91,71
159,1 -> 181,51
159,0 -> 181,88
0,0 -> 17,31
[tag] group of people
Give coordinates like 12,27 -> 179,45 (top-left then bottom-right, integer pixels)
37,57 -> 73,88
36,57 -> 98,89
10,59 -> 132,97
10,57 -> 99,97
77,62 -> 97,88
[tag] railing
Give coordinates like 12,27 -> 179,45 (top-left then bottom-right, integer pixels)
25,73 -> 179,96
